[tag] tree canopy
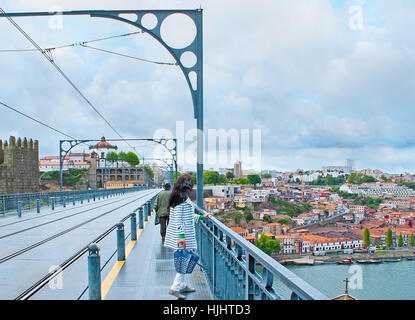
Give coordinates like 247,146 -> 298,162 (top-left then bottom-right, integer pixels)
247,174 -> 261,186
125,152 -> 140,166
363,228 -> 371,248
398,233 -> 404,247
347,172 -> 377,184
385,228 -> 393,248
106,151 -> 118,163
255,234 -> 281,255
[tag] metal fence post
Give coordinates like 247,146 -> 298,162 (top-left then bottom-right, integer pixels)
88,243 -> 101,300
63,197 -> 66,208
17,201 -> 22,217
36,199 -> 40,213
138,207 -> 144,229
131,213 -> 137,241
116,222 -> 125,261
52,198 -> 55,211
2,196 -> 5,215
144,202 -> 148,222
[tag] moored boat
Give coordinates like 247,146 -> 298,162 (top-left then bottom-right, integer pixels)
356,259 -> 381,264
337,258 -> 353,265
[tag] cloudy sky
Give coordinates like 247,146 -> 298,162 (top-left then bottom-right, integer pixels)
1,0 -> 414,173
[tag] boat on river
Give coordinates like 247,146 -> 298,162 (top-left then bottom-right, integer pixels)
382,258 -> 401,262
356,259 -> 381,264
337,258 -> 353,265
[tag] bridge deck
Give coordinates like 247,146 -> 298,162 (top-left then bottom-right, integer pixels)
104,213 -> 212,300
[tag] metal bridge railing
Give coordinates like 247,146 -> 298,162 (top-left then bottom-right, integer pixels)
86,193 -> 158,300
194,205 -> 329,300
15,190 -> 159,300
0,186 -> 150,216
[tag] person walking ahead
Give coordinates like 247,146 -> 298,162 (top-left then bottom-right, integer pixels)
154,183 -> 171,242
164,174 -> 211,299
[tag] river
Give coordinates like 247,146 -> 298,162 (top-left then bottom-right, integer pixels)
272,260 -> 415,300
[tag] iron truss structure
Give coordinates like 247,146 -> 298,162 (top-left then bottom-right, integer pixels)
0,9 -> 204,208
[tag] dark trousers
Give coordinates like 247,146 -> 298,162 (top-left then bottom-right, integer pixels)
160,216 -> 169,238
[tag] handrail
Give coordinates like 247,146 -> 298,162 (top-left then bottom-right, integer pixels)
0,186 -> 150,215
193,204 -> 329,300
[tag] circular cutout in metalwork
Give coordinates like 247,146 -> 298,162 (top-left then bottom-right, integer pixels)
61,141 -> 72,151
160,13 -> 196,49
180,51 -> 197,68
166,139 -> 176,150
141,13 -> 158,30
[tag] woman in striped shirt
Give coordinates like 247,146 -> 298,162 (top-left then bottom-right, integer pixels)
165,174 -> 211,299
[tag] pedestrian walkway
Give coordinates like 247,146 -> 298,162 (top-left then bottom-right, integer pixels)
104,213 -> 212,300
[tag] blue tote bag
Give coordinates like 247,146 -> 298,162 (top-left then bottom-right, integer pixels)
173,249 -> 200,274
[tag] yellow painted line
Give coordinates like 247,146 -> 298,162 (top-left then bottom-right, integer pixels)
101,213 -> 153,299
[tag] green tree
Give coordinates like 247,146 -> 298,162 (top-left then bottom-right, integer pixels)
375,240 -> 380,249
409,234 -> 415,247
278,218 -> 293,225
226,171 -> 235,180
125,152 -> 140,166
245,210 -> 254,223
191,172 -> 197,184
363,228 -> 371,248
347,172 -> 377,184
262,173 -> 272,179
255,234 -> 281,255
385,228 -> 393,248
218,174 -> 227,184
234,212 -> 244,225
106,151 -> 118,164
143,165 -> 154,180
263,215 -> 273,223
398,233 -> 404,247
118,151 -> 127,162
204,171 -> 220,185
247,174 -> 261,187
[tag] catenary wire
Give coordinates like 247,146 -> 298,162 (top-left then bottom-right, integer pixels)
0,7 -> 138,153
0,100 -> 77,140
0,31 -> 142,52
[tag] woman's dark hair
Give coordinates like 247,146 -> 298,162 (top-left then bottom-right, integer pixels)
168,174 -> 194,211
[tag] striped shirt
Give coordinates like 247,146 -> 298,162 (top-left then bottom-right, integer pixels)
164,197 -> 204,250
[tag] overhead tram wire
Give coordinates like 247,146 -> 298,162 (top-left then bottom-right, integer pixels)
0,31 -> 143,52
0,34 -> 177,66
0,100 -> 77,140
79,44 -> 177,66
0,8 -> 138,154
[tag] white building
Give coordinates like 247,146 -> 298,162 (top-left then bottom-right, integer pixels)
204,185 -> 241,199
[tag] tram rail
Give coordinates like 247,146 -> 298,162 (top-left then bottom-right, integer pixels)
0,190 -> 156,264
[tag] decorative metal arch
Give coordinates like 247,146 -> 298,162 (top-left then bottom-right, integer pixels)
59,137 -> 177,193
0,9 -> 204,208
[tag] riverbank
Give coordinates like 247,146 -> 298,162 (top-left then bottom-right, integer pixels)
282,260 -> 415,300
275,249 -> 415,265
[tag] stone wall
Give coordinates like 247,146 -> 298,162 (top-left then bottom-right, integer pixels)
0,136 -> 39,194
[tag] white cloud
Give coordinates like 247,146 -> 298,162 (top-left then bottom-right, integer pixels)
1,0 -> 415,173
